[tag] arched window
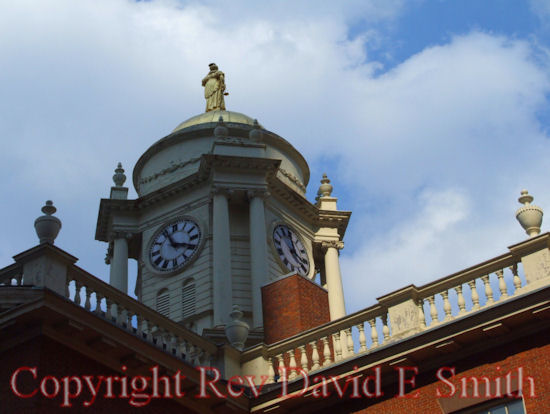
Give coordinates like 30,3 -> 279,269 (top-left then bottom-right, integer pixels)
182,279 -> 196,319
156,288 -> 170,318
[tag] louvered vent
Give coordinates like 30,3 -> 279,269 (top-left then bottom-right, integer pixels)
182,279 -> 196,319
156,290 -> 170,318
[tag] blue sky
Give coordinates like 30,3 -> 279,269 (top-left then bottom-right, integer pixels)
1,0 -> 550,312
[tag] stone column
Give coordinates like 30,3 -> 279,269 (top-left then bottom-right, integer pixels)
248,189 -> 269,328
213,188 -> 233,326
109,232 -> 130,294
323,241 -> 346,320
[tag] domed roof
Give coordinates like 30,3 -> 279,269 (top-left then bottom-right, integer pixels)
172,110 -> 261,133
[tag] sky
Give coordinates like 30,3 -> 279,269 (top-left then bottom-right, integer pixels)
1,0 -> 550,314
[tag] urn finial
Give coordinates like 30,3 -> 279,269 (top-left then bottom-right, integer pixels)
516,189 -> 543,237
34,200 -> 62,244
317,173 -> 333,199
224,305 -> 249,350
112,162 -> 126,187
249,119 -> 262,142
214,116 -> 229,137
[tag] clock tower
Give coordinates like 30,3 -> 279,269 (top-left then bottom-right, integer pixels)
95,65 -> 351,340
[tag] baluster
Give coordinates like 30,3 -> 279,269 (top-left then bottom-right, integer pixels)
136,314 -> 143,337
179,339 -> 188,359
511,264 -> 522,293
276,354 -> 285,381
65,279 -> 71,299
357,323 -> 367,352
417,300 -> 426,329
186,343 -> 195,363
126,311 -> 134,332
84,286 -> 91,311
165,332 -> 174,353
333,332 -> 343,361
267,357 -> 275,384
299,345 -> 308,373
428,296 -> 438,325
116,305 -> 125,326
203,352 -> 211,367
156,328 -> 165,349
94,293 -> 103,315
468,280 -> 480,310
193,349 -> 203,366
456,285 -> 466,315
496,269 -> 508,300
442,290 -> 452,321
288,350 -> 298,379
369,319 -> 378,348
143,319 -> 152,342
481,275 -> 494,305
346,328 -> 354,355
105,299 -> 113,321
381,314 -> 390,343
310,341 -> 320,370
73,281 -> 82,305
322,337 -> 332,366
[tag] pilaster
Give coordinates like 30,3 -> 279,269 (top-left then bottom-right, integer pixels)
212,187 -> 233,326
247,189 -> 270,328
109,231 -> 132,294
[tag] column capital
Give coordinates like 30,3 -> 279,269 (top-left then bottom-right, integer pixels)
321,240 -> 344,251
247,188 -> 270,200
109,231 -> 133,241
211,186 -> 234,199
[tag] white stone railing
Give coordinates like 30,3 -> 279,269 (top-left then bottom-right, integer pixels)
0,244 -> 218,368
65,265 -> 218,366
0,263 -> 23,286
4,235 -> 550,383
245,234 -> 550,382
414,254 -> 521,329
252,304 -> 391,383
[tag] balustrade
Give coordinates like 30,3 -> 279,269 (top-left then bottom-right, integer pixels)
59,266 -> 216,367
258,255 -> 529,382
416,260 -> 523,328
0,264 -> 23,286
0,229 -> 544,383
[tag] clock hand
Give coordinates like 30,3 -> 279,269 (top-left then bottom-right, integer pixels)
163,230 -> 177,247
174,242 -> 197,249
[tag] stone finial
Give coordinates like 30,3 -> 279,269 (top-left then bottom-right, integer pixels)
214,116 -> 229,137
112,162 -> 126,187
317,174 -> 333,198
516,189 -> 543,237
249,119 -> 262,142
224,305 -> 249,351
34,201 -> 62,244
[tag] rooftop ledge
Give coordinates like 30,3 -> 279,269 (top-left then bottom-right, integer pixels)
1,233 -> 550,387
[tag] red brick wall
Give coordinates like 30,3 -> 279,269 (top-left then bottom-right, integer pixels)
316,331 -> 550,413
262,273 -> 330,344
1,336 -> 197,413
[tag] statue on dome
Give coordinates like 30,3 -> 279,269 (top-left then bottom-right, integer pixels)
202,63 -> 227,112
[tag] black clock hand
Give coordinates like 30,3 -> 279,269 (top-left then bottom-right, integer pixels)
173,242 -> 197,249
163,230 -> 177,247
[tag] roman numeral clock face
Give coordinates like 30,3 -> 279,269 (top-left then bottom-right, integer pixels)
149,219 -> 202,272
273,224 -> 310,277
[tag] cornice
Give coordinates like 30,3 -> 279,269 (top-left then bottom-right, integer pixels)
98,153 -> 351,242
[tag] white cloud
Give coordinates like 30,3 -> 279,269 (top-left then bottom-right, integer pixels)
342,188 -> 471,306
530,0 -> 550,22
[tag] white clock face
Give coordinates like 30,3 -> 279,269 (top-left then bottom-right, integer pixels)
149,219 -> 202,272
273,224 -> 310,277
